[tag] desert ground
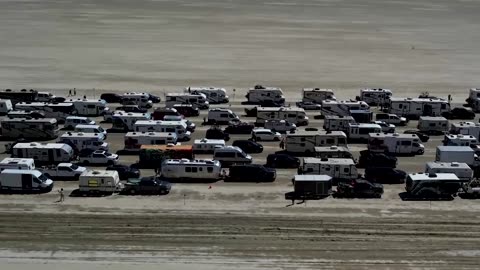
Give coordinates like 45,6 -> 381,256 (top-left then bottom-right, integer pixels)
1,0 -> 480,269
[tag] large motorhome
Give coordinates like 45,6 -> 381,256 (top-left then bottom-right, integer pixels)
1,118 -> 58,140
58,132 -> 108,151
11,142 -> 74,164
299,158 -> 358,182
368,133 -> 425,155
255,107 -> 308,126
405,173 -> 462,198
121,92 -> 153,108
323,115 -> 355,132
467,88 -> 480,106
347,123 -> 382,142
165,93 -> 209,109
449,122 -> 480,139
0,99 -> 13,115
186,86 -> 229,104
124,132 -> 178,150
0,89 -> 37,104
417,116 -> 449,135
359,88 -> 392,106
65,98 -> 109,116
442,134 -> 477,146
314,146 -> 354,160
15,102 -> 75,122
134,120 -> 191,141
285,131 -> 348,154
425,162 -> 473,182
112,112 -> 151,131
320,100 -> 370,117
161,159 -> 222,181
302,88 -> 336,103
246,85 -> 285,104
388,97 -> 450,119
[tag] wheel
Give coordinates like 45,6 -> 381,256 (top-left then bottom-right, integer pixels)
417,149 -> 424,155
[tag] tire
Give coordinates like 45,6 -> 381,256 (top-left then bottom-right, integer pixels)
107,160 -> 114,166
417,149 -> 424,155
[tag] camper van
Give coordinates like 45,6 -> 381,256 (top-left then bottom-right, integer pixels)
192,139 -> 226,154
79,170 -> 123,195
417,116 -> 449,135
206,108 -> 240,124
359,88 -> 392,106
1,118 -> 59,140
186,86 -> 229,104
112,112 -> 151,131
285,131 -> 348,154
302,88 -> 336,103
11,142 -> 74,164
124,132 -> 178,150
347,123 -> 382,142
59,132 -> 108,151
299,158 -> 358,182
74,125 -> 107,139
320,100 -> 370,116
314,146 -> 354,160
388,97 -> 450,119
405,173 -> 462,198
213,146 -> 252,167
165,93 -> 209,109
162,115 -> 196,132
161,159 -> 222,181
36,91 -> 56,102
255,107 -> 308,126
425,162 -> 473,182
368,133 -> 425,155
0,169 -> 53,193
449,122 -> 480,139
134,120 -> 191,141
0,99 -> 13,115
246,85 -> 285,104
0,158 -> 35,171
323,115 -> 356,132
443,134 -> 477,146
65,98 -> 109,116
121,92 -> 153,108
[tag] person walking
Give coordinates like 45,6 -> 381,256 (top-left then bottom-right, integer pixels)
58,188 -> 65,202
279,138 -> 285,150
73,88 -> 77,96
68,89 -> 72,97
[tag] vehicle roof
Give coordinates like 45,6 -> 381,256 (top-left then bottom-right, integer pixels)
303,158 -> 355,165
61,132 -> 103,138
407,173 -> 460,181
2,118 -> 56,123
126,131 -> 176,138
451,122 -> 480,127
445,134 -> 476,140
113,112 -> 150,117
1,169 -> 41,176
17,102 -> 73,106
186,86 -> 226,91
81,170 -> 119,177
321,100 -> 368,105
167,93 -> 204,97
66,98 -> 106,104
257,107 -> 305,112
437,146 -> 474,152
248,86 -> 282,91
164,159 -> 220,165
314,146 -> 350,152
194,139 -> 225,144
253,128 -> 274,133
13,142 -> 72,150
294,175 -> 332,182
287,131 -> 346,137
140,144 -> 192,150
419,116 -> 448,121
369,133 -> 419,139
214,146 -> 243,152
134,120 -> 186,126
66,116 -> 91,120
349,123 -> 381,128
0,158 -> 34,164
75,124 -> 101,129
302,88 -> 334,92
324,115 -> 355,120
426,162 -> 471,169
389,97 -> 447,102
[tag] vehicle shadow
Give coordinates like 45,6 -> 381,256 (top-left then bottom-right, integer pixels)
398,192 -> 454,201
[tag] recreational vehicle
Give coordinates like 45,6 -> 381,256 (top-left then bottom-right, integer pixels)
255,107 -> 308,126
0,89 -> 37,104
59,132 -> 108,151
388,97 -> 450,119
134,120 -> 191,141
112,112 -> 151,131
285,131 -> 348,154
323,115 -> 355,132
78,170 -> 123,195
442,134 -> 477,146
246,85 -> 285,104
0,99 -> 13,115
7,110 -> 45,119
368,133 -> 425,155
347,123 -> 382,142
121,92 -> 153,108
314,146 -> 354,160
435,146 -> 479,167
65,98 -> 109,116
0,158 -> 35,171
350,110 -> 373,123
165,93 -> 209,109
0,169 -> 53,193
405,173 -> 462,198
64,116 -> 95,130
299,158 -> 358,182
425,162 -> 473,182
449,122 -> 480,139
163,115 -> 196,132
417,116 -> 449,134
186,86 -> 229,104
15,102 -> 75,121
359,88 -> 392,106
206,108 -> 240,124
11,142 -> 74,164
74,125 -> 107,139
124,132 -> 178,150
467,88 -> 480,106
161,159 -> 222,181
192,139 -> 225,154
1,118 -> 58,140
302,88 -> 336,103
320,100 -> 369,116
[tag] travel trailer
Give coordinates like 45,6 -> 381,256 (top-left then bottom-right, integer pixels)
15,102 -> 75,121
368,133 -> 425,155
11,143 -> 75,164
358,88 -> 392,106
78,170 -> 123,195
388,97 -> 450,119
299,158 -> 358,182
435,146 -> 479,167
58,132 -> 108,151
449,122 -> 480,140
347,123 -> 382,142
417,116 -> 449,135
0,169 -> 53,193
314,146 -> 354,160
255,107 -> 308,126
206,108 -> 240,124
0,99 -> 13,115
246,85 -> 285,104
285,131 -> 348,154
65,98 -> 109,116
124,132 -> 178,150
320,100 -> 370,116
0,158 -> 35,171
165,93 -> 209,109
323,115 -> 356,132
111,112 -> 151,131
186,86 -> 229,104
302,88 -> 336,103
1,118 -> 58,140
425,162 -> 473,182
192,139 -> 226,154
291,175 -> 333,198
7,110 -> 45,119
442,134 -> 477,146
134,120 -> 191,141
405,173 -> 462,199
161,159 -> 222,181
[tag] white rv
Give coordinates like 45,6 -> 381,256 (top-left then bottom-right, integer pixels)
246,85 -> 285,104
186,86 -> 229,104
443,134 -> 477,146
0,99 -> 13,115
405,173 -> 462,198
449,122 -> 480,139
161,159 -> 222,181
206,108 -> 240,124
112,112 -> 151,131
0,158 -> 35,171
1,118 -> 58,140
302,88 -> 336,103
134,120 -> 191,141
359,88 -> 392,106
285,131 -> 348,154
124,132 -> 178,150
435,146 -> 479,167
79,170 -> 123,195
368,133 -> 425,155
165,93 -> 209,109
65,98 -> 109,116
320,100 -> 370,116
388,97 -> 450,119
192,139 -> 225,154
299,158 -> 358,181
11,142 -> 74,164
74,125 -> 107,139
425,162 -> 473,182
314,146 -> 354,160
59,132 -> 108,151
0,169 -> 53,193
121,92 -> 153,108
347,123 -> 382,142
417,116 -> 449,134
255,107 -> 308,126
467,88 -> 480,106
323,115 -> 356,132
15,102 -> 75,121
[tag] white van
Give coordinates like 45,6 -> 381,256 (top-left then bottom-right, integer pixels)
0,158 -> 35,171
206,108 -> 240,124
64,116 -> 95,130
264,120 -> 296,133
75,125 -> 107,139
192,139 -> 225,154
0,169 -> 53,193
163,115 -> 196,131
0,99 -> 13,115
78,170 -> 123,195
121,93 -> 153,108
213,146 -> 252,167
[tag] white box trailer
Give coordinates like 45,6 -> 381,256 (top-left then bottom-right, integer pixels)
314,146 -> 354,160
299,158 -> 358,181
293,175 -> 332,197
186,86 -> 229,104
255,107 -> 309,126
246,85 -> 285,104
0,169 -> 53,193
443,134 -> 477,146
79,170 -> 123,195
323,115 -> 355,132
359,88 -> 392,106
321,100 -> 369,116
302,88 -> 336,103
0,158 -> 35,171
450,122 -> 480,139
425,162 -> 473,182
285,131 -> 348,155
435,146 -> 479,166
368,133 -> 424,155
161,159 -> 222,181
388,97 -> 450,119
134,120 -> 191,141
417,116 -> 449,134
12,142 -> 75,164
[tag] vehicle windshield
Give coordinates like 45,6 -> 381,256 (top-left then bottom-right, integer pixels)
38,173 -> 48,182
98,127 -> 105,132
70,164 -> 79,170
239,149 -> 247,157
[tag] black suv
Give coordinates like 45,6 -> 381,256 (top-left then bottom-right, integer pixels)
224,122 -> 255,134
232,140 -> 263,154
100,93 -> 122,103
206,126 -> 230,141
442,107 -> 475,120
227,164 -> 276,182
116,105 -> 148,113
357,150 -> 397,168
364,167 -> 407,184
106,164 -> 141,180
266,153 -> 300,168
121,177 -> 171,195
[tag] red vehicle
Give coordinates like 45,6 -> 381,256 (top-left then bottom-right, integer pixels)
152,107 -> 181,120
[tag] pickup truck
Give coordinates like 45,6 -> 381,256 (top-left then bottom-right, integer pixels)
41,163 -> 87,180
121,177 -> 171,195
333,179 -> 384,199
